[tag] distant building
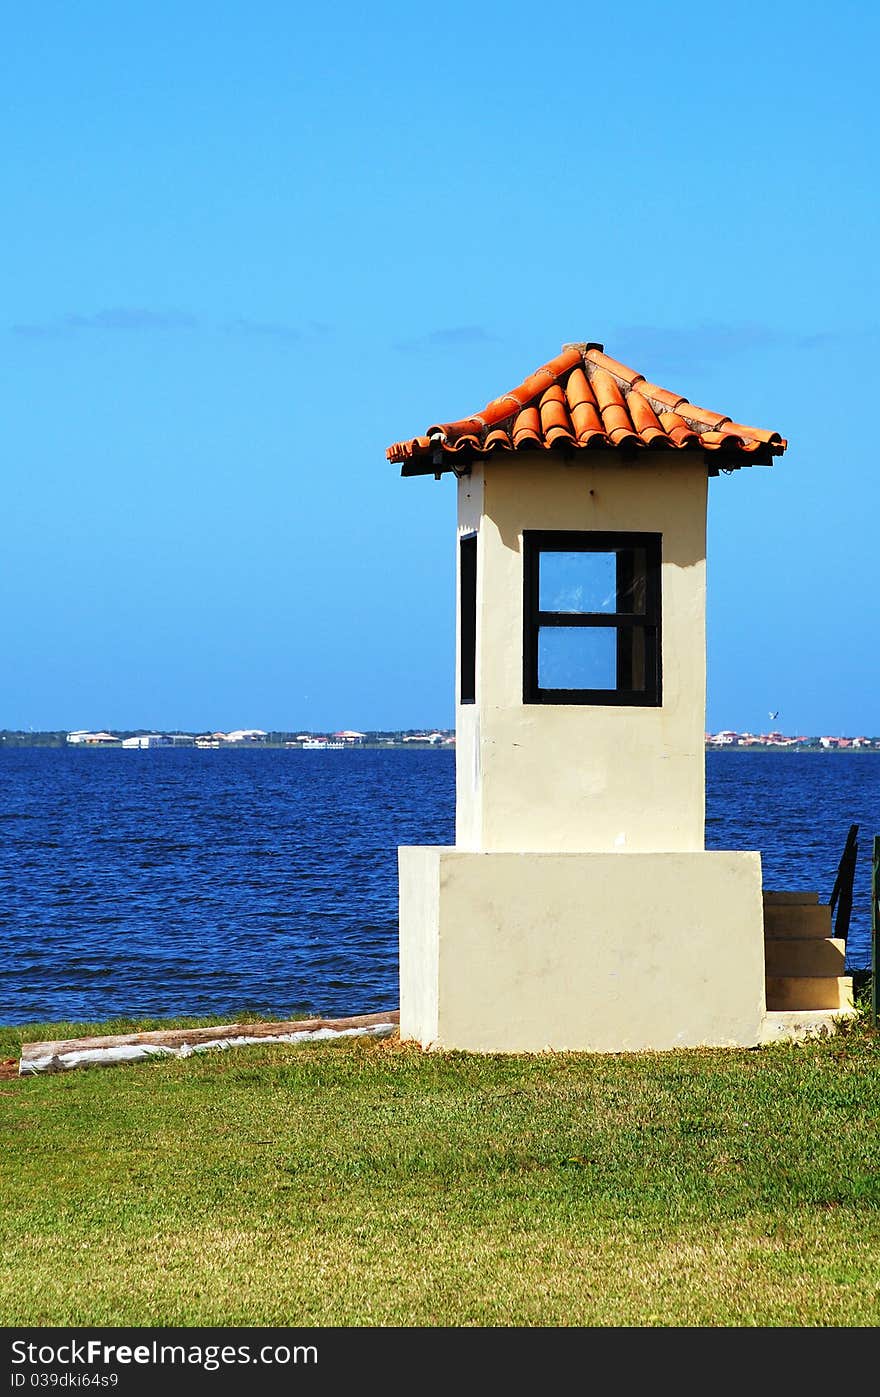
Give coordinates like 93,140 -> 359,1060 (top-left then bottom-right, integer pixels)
122,734 -> 172,749
66,731 -> 119,745
224,729 -> 267,743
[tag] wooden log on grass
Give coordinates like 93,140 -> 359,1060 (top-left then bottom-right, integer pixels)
20,1009 -> 400,1075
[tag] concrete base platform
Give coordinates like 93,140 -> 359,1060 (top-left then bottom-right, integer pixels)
398,847 -> 766,1053
758,1007 -> 858,1045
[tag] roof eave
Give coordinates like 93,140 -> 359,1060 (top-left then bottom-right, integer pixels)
399,442 -> 785,477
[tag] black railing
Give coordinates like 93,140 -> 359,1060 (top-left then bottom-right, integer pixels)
829,823 -> 859,943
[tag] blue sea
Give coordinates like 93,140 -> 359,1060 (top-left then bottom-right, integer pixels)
0,748 -> 875,1026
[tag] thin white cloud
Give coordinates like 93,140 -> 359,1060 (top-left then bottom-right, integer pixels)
12,308 -> 197,336
610,322 -> 878,374
10,309 -> 331,343
222,317 -> 329,344
395,325 -> 498,352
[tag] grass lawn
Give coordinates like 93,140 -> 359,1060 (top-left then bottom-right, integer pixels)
1,1013 -> 879,1327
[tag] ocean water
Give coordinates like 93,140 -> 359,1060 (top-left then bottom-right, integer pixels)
0,748 -> 875,1025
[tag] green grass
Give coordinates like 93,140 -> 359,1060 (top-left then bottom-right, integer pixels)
2,1015 -> 879,1327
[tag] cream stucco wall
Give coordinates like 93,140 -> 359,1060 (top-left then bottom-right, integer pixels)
399,847 -> 766,1052
397,451 -> 764,1055
397,846 -> 440,1045
454,454 -> 708,853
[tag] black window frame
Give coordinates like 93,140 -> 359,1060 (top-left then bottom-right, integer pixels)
523,530 -> 662,706
459,532 -> 477,705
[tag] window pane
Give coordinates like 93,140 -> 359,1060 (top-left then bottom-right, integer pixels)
618,627 -> 648,691
539,551 -> 616,613
459,535 -> 476,703
617,548 -> 647,616
538,627 -> 616,690
523,531 -> 661,705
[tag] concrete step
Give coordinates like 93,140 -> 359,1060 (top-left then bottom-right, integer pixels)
765,975 -> 854,1012
765,937 -> 846,977
759,1007 -> 858,1044
763,902 -> 833,939
763,890 -> 820,905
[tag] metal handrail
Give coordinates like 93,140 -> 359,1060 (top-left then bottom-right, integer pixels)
829,823 -> 859,943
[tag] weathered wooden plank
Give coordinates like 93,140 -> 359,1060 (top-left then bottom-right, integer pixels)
21,1010 -> 400,1066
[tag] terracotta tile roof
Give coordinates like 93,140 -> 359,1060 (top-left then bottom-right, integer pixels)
387,342 -> 787,476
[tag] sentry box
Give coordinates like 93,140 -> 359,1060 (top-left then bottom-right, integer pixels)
386,342 -> 787,1052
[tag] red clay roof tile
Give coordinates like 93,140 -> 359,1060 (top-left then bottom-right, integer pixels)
484,427 -> 510,450
539,384 -> 573,443
387,342 -> 787,474
638,381 -> 688,413
658,411 -> 700,448
626,391 -> 660,435
512,405 -> 541,448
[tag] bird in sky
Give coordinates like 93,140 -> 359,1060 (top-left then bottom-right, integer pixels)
769,711 -> 779,721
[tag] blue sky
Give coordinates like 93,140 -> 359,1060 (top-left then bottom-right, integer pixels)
4,0 -> 878,734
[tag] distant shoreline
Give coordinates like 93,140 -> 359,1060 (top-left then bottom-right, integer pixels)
2,733 -> 879,754
709,748 -> 880,759
0,734 -> 455,751
706,746 -> 880,754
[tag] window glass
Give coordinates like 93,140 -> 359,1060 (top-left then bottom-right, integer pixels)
539,551 -> 616,613
616,547 -> 647,615
618,628 -> 648,692
460,535 -> 477,703
523,530 -> 661,705
537,627 -> 617,690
